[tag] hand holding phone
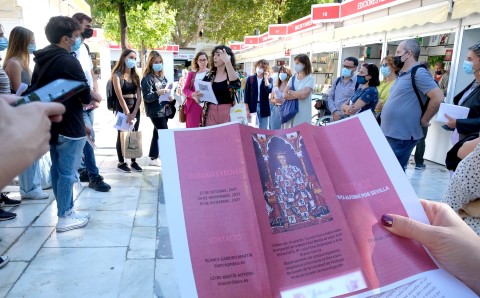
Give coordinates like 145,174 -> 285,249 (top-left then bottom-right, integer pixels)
13,79 -> 87,106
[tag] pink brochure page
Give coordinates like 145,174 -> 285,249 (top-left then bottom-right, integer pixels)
173,124 -> 271,298
309,113 -> 437,292
238,124 -> 366,297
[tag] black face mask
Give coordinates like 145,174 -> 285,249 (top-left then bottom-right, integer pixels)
393,51 -> 409,69
435,70 -> 442,75
81,28 -> 93,39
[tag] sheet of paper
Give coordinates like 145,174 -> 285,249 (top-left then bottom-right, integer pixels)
159,82 -> 174,102
194,80 -> 218,104
436,103 -> 470,123
113,112 -> 135,131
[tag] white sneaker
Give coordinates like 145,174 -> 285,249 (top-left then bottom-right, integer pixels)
148,159 -> 161,167
21,189 -> 49,200
56,214 -> 89,233
67,208 -> 90,219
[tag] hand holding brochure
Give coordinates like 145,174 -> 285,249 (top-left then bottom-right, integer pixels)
159,82 -> 174,102
113,112 -> 136,131
194,80 -> 218,104
158,113 -> 476,298
436,103 -> 470,123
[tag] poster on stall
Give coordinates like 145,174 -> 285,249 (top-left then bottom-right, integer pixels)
158,112 -> 476,298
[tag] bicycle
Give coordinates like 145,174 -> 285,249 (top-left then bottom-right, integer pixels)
311,94 -> 332,126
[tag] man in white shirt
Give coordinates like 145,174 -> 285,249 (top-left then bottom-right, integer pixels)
72,13 -> 111,192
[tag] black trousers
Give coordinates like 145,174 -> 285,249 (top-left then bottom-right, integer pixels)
414,126 -> 429,166
116,108 -> 140,163
149,116 -> 168,159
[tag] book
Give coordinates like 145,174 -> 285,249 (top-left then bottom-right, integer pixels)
436,103 -> 470,123
158,112 -> 476,298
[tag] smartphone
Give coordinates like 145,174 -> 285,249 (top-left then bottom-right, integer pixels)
14,79 -> 87,106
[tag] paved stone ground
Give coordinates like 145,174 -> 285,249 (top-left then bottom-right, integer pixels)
0,101 -> 450,297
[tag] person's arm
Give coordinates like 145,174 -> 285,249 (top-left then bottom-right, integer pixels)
244,76 -> 251,114
133,84 -> 142,116
458,137 -> 480,159
421,87 -> 443,127
381,199 -> 480,295
183,72 -> 195,98
4,60 -> 22,92
91,68 -> 99,94
221,50 -> 239,82
0,98 -> 65,188
141,75 -> 161,103
113,73 -> 129,114
439,73 -> 449,96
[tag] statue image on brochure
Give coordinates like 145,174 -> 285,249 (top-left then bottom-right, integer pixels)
252,131 -> 332,234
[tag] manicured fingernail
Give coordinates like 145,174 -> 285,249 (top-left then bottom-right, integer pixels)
381,215 -> 393,227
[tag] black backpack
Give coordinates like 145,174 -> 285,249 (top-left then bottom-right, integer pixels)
411,64 -> 430,116
106,72 -> 123,111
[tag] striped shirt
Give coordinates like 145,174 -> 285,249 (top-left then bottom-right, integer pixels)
0,66 -> 11,94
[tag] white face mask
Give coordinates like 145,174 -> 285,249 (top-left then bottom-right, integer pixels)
279,73 -> 288,81
256,67 -> 264,75
294,63 -> 304,73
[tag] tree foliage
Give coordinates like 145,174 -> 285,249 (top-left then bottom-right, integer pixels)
98,2 -> 175,50
281,0 -> 334,24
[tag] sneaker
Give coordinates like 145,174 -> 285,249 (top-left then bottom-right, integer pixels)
148,159 -> 161,167
415,164 -> 426,170
130,162 -> 143,172
0,193 -> 21,207
21,190 -> 49,200
117,163 -> 131,173
78,169 -> 89,182
56,214 -> 89,233
67,208 -> 90,219
89,176 -> 111,192
0,255 -> 10,268
0,209 -> 16,221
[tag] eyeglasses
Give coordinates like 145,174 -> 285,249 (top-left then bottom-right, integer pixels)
382,63 -> 388,67
198,59 -> 208,62
343,65 -> 356,69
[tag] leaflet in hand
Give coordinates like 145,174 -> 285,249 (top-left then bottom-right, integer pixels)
159,82 -> 174,102
194,80 -> 218,104
436,103 -> 470,123
113,112 -> 136,131
273,87 -> 284,100
158,113 -> 476,298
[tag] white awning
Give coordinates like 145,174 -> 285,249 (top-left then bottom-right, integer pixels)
452,0 -> 480,19
334,1 -> 450,40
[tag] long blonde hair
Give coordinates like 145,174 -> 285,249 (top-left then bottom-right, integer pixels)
143,51 -> 163,77
3,26 -> 34,75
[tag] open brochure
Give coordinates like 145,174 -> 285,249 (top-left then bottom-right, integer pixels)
159,82 -> 174,102
194,80 -> 218,104
158,112 -> 476,298
436,103 -> 470,123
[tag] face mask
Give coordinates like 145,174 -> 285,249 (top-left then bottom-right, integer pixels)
393,52 -> 408,69
152,63 -> 163,72
0,37 -> 8,51
71,37 -> 82,52
126,58 -> 136,69
256,67 -> 264,75
81,28 -> 93,39
356,75 -> 367,85
463,60 -> 474,75
435,70 -> 442,76
279,73 -> 288,81
28,43 -> 36,54
341,67 -> 352,77
380,66 -> 391,77
294,63 -> 304,73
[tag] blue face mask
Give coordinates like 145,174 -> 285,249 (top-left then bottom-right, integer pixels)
380,66 -> 391,77
463,60 -> 474,75
0,37 -> 8,51
71,37 -> 82,52
357,75 -> 367,85
152,63 -> 163,72
279,73 -> 288,81
341,67 -> 353,77
28,43 -> 36,54
126,59 -> 136,69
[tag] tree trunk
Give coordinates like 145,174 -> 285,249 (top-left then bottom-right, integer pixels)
118,2 -> 128,50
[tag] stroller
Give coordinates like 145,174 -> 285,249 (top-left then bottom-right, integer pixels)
311,94 -> 331,126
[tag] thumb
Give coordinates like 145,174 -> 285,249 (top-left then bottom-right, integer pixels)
381,214 -> 434,245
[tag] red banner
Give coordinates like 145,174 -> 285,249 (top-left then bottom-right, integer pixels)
269,25 -> 288,36
341,0 -> 399,18
230,43 -> 247,51
312,4 -> 341,22
245,36 -> 259,45
287,15 -> 317,35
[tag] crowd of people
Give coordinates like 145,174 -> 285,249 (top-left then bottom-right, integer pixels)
0,12 -> 479,294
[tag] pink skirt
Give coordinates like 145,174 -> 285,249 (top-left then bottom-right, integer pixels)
205,104 -> 231,126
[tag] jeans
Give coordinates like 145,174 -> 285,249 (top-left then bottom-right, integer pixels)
256,103 -> 269,129
414,126 -> 429,166
50,135 -> 86,217
386,136 -> 419,170
81,110 -> 99,180
116,108 -> 140,163
269,105 -> 282,130
148,116 -> 168,158
18,160 -> 43,197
